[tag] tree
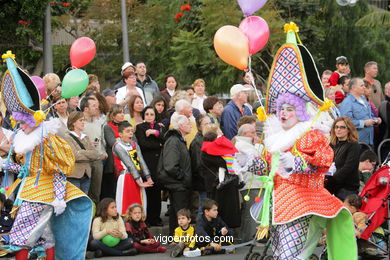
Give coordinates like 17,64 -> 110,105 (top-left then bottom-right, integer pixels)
0,0 -> 90,75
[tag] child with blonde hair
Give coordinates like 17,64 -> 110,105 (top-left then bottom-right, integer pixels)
125,203 -> 166,254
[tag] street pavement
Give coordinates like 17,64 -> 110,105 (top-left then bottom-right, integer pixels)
101,245 -> 261,260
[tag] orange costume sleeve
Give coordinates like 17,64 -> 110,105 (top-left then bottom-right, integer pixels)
294,129 -> 334,170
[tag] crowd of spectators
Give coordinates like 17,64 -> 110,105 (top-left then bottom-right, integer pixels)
0,58 -> 389,257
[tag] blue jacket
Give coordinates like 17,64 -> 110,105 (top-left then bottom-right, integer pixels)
221,101 -> 252,140
339,94 -> 375,145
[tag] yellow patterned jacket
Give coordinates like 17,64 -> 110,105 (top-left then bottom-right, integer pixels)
7,134 -> 85,203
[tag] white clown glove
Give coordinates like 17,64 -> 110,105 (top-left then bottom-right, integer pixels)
278,152 -> 295,178
325,162 -> 337,176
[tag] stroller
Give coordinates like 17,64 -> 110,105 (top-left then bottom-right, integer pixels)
356,159 -> 390,259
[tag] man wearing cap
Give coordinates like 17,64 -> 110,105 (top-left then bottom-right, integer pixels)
135,62 -> 160,105
102,89 -> 117,107
115,63 -> 146,106
220,84 -> 252,140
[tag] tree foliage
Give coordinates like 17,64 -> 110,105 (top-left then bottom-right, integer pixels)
1,0 -> 389,93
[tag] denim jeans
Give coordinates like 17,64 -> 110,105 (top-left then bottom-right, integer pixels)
68,175 -> 91,194
197,191 -> 207,219
89,238 -> 133,256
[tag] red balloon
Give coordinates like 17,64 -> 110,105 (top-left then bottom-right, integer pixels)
239,16 -> 269,55
70,37 -> 96,68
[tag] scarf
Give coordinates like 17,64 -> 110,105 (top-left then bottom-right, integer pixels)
201,136 -> 238,175
109,121 -> 124,175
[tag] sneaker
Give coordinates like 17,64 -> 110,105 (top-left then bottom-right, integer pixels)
183,248 -> 201,257
94,249 -> 103,258
122,248 -> 137,256
200,247 -> 214,256
170,243 -> 185,257
225,247 -> 235,254
85,251 -> 95,259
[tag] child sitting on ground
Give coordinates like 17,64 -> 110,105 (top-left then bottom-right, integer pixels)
88,198 -> 136,258
125,203 -> 166,254
171,208 -> 198,257
195,199 -> 233,255
344,194 -> 368,238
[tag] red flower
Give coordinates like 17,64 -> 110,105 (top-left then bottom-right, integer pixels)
18,20 -> 29,25
50,1 -> 55,5
175,12 -> 184,19
62,2 -> 71,6
180,3 -> 191,11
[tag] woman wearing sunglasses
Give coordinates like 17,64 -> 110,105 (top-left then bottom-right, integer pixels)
325,116 -> 360,200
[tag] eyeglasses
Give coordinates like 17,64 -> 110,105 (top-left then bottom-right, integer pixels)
335,125 -> 347,130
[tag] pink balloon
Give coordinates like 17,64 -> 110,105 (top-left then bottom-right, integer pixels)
31,76 -> 47,99
239,16 -> 270,55
70,37 -> 96,68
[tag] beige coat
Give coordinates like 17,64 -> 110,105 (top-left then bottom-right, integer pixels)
63,132 -> 100,179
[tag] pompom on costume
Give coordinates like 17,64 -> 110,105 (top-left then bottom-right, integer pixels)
248,24 -> 357,259
0,51 -> 92,260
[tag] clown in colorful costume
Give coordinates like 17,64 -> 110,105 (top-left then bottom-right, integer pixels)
247,24 -> 357,260
0,51 -> 92,260
263,96 -> 356,259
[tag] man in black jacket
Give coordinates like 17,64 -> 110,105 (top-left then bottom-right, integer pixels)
189,115 -> 211,221
158,115 -> 192,235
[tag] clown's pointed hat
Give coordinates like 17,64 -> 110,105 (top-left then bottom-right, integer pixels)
1,51 -> 41,115
265,22 -> 324,114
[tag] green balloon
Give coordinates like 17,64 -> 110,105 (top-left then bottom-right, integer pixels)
61,69 -> 89,99
101,234 -> 121,247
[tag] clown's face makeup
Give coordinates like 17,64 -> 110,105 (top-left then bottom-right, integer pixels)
279,104 -> 299,130
19,121 -> 36,134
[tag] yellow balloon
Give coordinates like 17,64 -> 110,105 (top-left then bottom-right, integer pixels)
214,25 -> 249,70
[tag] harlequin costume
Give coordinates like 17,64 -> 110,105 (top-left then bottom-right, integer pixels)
247,24 -> 357,259
0,51 -> 92,260
113,139 -> 150,215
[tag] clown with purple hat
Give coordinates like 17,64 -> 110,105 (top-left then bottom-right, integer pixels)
244,23 -> 357,259
0,51 -> 92,260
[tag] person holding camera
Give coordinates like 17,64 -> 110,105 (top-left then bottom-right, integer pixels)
340,77 -> 382,148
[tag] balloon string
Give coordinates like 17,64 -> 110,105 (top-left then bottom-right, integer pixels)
248,55 -> 264,108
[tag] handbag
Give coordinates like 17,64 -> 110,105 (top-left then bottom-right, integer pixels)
203,164 -> 243,190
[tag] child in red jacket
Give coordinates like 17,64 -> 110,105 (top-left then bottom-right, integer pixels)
328,56 -> 349,87
125,203 -> 166,254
